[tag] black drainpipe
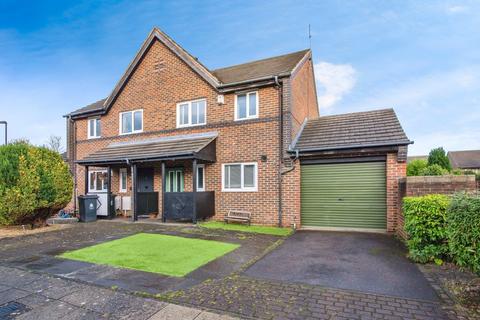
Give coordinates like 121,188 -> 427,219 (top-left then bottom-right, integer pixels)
275,76 -> 283,227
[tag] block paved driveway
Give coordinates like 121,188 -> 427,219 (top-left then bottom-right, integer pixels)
245,231 -> 438,301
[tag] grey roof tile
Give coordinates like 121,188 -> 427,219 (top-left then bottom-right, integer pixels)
78,133 -> 216,164
295,109 -> 411,151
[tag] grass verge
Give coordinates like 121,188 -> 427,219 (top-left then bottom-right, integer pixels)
200,221 -> 293,236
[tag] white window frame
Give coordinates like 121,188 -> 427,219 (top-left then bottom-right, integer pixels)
88,170 -> 108,193
119,168 -> 128,193
222,162 -> 258,192
176,98 -> 207,128
87,118 -> 101,139
119,109 -> 143,135
196,164 -> 205,192
234,91 -> 258,121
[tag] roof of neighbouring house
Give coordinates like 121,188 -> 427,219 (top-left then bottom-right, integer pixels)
448,150 -> 480,169
66,28 -> 310,118
77,132 -> 217,165
293,108 -> 412,152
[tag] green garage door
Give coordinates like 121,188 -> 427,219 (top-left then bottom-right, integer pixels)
301,161 -> 386,230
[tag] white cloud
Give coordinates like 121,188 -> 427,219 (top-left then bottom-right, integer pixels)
314,62 -> 357,111
446,5 -> 468,14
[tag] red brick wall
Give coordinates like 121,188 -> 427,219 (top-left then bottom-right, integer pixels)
386,152 -> 406,233
405,175 -> 477,196
290,56 -> 319,142
70,38 -> 298,226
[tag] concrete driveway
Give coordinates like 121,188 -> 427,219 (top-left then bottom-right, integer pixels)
245,230 -> 439,301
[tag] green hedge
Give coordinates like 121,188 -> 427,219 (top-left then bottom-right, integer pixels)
0,142 -> 73,226
403,195 -> 450,263
447,193 -> 480,274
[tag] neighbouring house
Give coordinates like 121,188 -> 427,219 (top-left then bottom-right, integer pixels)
65,27 -> 411,233
448,150 -> 480,173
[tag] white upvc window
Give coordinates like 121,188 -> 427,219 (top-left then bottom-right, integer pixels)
197,164 -> 205,192
222,162 -> 257,192
88,170 -> 108,192
235,91 -> 258,120
119,109 -> 143,135
87,118 -> 101,139
119,168 -> 128,193
176,99 -> 207,127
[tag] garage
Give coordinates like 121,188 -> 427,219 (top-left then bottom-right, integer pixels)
301,160 -> 387,230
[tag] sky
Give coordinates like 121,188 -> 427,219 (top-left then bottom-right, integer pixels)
0,0 -> 479,155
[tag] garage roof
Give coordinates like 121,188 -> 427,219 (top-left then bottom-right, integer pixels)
293,109 -> 412,152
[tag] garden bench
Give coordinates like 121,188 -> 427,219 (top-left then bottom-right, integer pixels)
224,210 -> 251,225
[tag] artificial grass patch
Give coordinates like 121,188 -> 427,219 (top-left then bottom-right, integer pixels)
59,233 -> 239,277
200,221 -> 293,236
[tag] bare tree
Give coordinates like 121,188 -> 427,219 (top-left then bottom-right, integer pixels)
45,135 -> 64,153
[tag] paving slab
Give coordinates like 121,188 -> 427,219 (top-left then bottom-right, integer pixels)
148,304 -> 201,320
15,293 -> 52,308
21,275 -> 87,299
245,230 -> 439,301
0,288 -> 31,305
16,300 -> 79,320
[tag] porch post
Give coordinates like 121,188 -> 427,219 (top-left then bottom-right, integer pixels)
107,166 -> 112,219
84,165 -> 89,195
192,159 -> 197,224
161,161 -> 166,222
131,163 -> 138,221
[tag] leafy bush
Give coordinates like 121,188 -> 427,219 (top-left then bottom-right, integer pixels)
403,195 -> 451,263
0,142 -> 73,227
421,164 -> 449,176
447,193 -> 480,274
407,159 -> 428,176
428,147 -> 452,171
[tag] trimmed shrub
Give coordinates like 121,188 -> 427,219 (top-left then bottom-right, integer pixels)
421,164 -> 448,176
447,193 -> 480,274
403,195 -> 451,263
428,147 -> 452,171
0,142 -> 73,227
407,159 -> 428,176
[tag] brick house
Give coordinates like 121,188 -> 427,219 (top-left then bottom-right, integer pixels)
65,28 -> 411,233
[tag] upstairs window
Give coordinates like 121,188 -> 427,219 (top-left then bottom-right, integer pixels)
87,118 -> 101,139
120,110 -> 143,134
222,163 -> 257,192
177,99 -> 206,127
235,92 -> 258,120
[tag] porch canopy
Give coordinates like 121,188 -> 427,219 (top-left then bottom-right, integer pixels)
77,132 -> 217,166
76,132 -> 217,222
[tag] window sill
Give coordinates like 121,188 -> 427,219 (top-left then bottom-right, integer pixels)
176,123 -> 207,129
119,130 -> 143,136
234,116 -> 259,122
222,188 -> 258,193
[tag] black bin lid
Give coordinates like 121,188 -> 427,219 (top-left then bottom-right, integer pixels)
78,194 -> 99,199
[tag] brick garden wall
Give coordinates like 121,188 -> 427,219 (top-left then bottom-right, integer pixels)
404,175 -> 477,196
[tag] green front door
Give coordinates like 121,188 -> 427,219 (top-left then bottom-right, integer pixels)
301,161 -> 387,230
